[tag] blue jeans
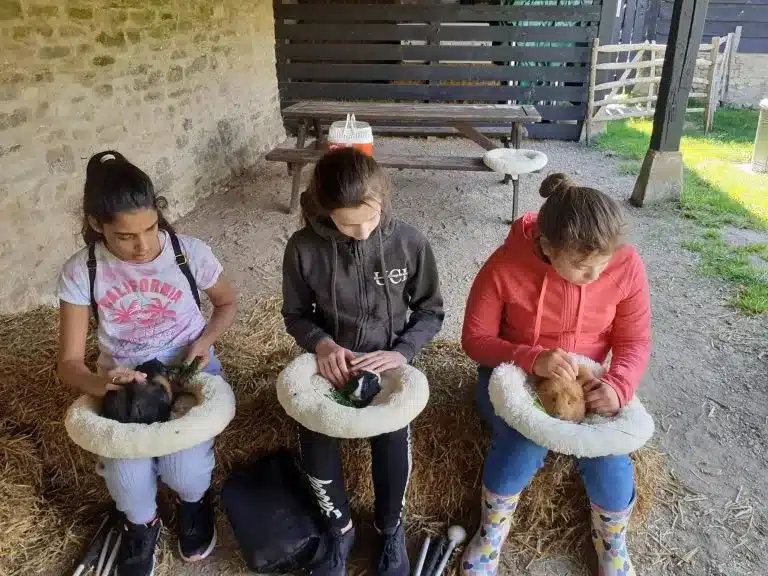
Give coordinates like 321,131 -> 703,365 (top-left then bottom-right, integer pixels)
476,367 -> 634,512
98,353 -> 224,524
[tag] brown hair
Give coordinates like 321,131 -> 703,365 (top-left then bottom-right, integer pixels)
302,147 -> 392,226
537,173 -> 626,256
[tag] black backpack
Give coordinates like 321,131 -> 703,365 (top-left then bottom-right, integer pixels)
220,448 -> 330,573
87,229 -> 200,324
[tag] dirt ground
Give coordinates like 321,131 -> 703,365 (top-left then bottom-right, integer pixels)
173,136 -> 768,575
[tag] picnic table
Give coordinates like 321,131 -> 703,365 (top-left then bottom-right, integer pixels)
266,101 -> 542,217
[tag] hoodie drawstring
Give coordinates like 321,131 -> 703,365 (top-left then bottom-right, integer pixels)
531,272 -> 549,347
531,272 -> 586,350
574,284 -> 585,346
378,227 -> 395,349
331,238 -> 339,342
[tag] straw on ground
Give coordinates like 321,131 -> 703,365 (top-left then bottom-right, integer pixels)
1,298 -> 668,575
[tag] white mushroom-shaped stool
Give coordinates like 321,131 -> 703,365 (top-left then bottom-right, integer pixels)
488,354 -> 655,458
483,148 -> 548,221
64,372 -> 236,459
277,353 -> 429,439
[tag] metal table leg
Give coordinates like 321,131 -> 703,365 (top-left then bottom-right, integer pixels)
289,119 -> 307,214
503,122 -> 523,185
512,177 -> 519,221
313,118 -> 324,150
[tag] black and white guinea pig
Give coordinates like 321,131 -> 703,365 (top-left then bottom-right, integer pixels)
342,370 -> 382,408
102,359 -> 174,424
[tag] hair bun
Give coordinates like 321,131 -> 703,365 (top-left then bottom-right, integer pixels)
539,173 -> 574,199
86,150 -> 126,180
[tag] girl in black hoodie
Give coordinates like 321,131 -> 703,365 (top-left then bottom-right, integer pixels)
282,148 -> 444,576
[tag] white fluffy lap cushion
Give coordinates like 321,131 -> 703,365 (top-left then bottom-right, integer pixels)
489,355 -> 655,458
64,373 -> 236,459
276,353 -> 429,439
483,148 -> 549,177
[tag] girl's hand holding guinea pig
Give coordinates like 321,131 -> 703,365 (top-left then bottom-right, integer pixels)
350,351 -> 406,374
105,366 -> 147,391
582,378 -> 620,416
533,348 -> 579,380
316,338 -> 356,389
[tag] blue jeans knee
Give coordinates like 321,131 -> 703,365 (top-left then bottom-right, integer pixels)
577,454 -> 635,511
484,425 -> 548,495
475,366 -> 497,425
476,366 -> 548,495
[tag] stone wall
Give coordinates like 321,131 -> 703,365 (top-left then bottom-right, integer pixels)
0,0 -> 285,312
725,53 -> 768,107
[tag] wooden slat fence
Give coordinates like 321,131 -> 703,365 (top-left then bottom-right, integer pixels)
654,0 -> 768,53
274,0 -> 617,141
612,0 -> 641,44
585,32 -> 737,141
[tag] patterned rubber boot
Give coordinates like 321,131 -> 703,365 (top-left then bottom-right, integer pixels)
590,497 -> 636,576
460,487 -> 520,576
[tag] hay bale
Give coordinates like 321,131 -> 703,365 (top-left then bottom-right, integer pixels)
0,298 -> 664,575
0,431 -> 60,573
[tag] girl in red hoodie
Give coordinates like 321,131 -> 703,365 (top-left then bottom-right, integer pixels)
460,173 -> 651,576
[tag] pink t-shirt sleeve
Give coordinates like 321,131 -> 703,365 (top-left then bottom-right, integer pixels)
57,250 -> 91,307
179,235 -> 224,291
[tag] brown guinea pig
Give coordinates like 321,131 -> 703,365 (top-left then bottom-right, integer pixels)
535,365 -> 593,422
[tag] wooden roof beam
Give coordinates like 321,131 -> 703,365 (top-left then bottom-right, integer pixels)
631,0 -> 711,206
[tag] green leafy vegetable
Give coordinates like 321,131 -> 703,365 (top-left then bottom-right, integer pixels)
327,388 -> 356,408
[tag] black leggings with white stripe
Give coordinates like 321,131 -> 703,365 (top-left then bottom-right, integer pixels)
298,425 -> 411,533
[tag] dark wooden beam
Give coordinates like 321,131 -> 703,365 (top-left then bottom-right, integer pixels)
452,122 -> 499,152
631,0 -> 711,205
650,0 -> 711,151
644,0 -> 662,41
596,0 -> 621,89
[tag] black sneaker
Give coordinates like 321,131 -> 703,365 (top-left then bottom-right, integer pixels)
311,525 -> 356,576
116,517 -> 161,576
376,523 -> 409,576
176,491 -> 216,562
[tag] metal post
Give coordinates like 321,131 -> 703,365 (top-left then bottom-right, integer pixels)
752,99 -> 768,173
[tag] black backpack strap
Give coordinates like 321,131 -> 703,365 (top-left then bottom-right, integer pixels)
168,230 -> 201,309
87,244 -> 99,324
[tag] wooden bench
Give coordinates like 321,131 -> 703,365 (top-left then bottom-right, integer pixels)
266,148 -> 492,172
267,101 -> 542,219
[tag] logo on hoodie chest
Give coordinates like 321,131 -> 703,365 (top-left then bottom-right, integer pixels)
374,267 -> 408,286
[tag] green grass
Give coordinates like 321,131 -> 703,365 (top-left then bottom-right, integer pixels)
617,160 -> 642,176
682,235 -> 768,315
595,108 -> 768,314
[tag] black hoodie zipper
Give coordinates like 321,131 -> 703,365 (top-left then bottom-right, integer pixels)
353,241 -> 367,351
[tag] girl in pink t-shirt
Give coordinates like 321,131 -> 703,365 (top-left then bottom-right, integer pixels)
57,151 -> 236,576
460,173 -> 651,576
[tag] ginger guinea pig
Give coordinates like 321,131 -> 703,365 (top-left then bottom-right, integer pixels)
102,359 -> 174,424
535,365 -> 593,422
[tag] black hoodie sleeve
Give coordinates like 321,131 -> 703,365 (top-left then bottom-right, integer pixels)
281,237 -> 332,353
391,240 -> 444,362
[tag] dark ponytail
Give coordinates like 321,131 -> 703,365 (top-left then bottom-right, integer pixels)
81,150 -> 174,245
